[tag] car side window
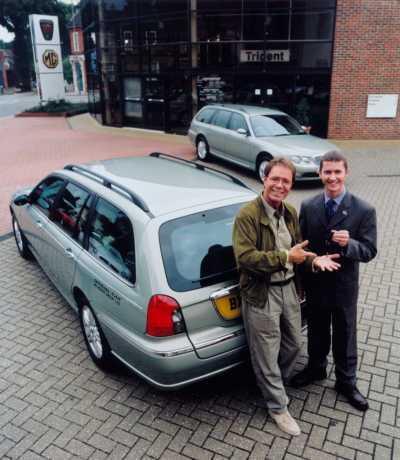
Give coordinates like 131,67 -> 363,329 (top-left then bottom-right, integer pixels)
87,198 -> 135,283
229,113 -> 248,132
31,176 -> 65,217
52,182 -> 90,238
196,108 -> 215,124
211,110 -> 232,129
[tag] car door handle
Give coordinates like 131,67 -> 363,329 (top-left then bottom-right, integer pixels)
64,248 -> 75,260
36,220 -> 43,228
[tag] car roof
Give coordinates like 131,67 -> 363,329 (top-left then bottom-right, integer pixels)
201,103 -> 285,116
62,155 -> 255,218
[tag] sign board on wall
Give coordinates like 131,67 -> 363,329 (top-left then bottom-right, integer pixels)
29,14 -> 65,101
366,94 -> 398,118
240,49 -> 290,63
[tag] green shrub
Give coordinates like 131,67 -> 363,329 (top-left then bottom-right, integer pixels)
24,99 -> 88,115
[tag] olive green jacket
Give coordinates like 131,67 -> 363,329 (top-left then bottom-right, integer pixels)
232,195 -> 302,308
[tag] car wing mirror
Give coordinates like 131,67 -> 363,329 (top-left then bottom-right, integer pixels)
237,128 -> 248,136
13,194 -> 30,206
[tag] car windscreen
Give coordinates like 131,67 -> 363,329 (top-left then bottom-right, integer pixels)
159,203 -> 244,292
250,114 -> 305,137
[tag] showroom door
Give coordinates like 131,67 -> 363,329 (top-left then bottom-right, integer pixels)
144,77 -> 165,130
165,76 -> 192,133
123,77 -> 144,126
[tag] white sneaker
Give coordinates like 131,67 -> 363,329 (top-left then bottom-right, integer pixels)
269,409 -> 301,436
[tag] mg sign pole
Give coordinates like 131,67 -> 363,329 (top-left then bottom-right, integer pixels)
29,14 -> 65,102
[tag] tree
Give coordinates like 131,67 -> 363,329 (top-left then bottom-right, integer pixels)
0,0 -> 72,90
0,39 -> 12,49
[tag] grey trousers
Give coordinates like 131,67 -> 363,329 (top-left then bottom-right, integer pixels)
242,280 -> 302,413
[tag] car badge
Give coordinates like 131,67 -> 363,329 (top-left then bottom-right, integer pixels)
40,20 -> 54,41
42,49 -> 59,69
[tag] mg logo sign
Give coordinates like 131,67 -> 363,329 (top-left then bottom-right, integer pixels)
42,49 -> 59,69
40,19 -> 54,41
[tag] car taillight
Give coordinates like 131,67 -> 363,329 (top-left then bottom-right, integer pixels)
146,295 -> 185,337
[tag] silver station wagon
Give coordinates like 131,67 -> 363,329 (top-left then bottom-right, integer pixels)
10,154 -> 256,389
188,103 -> 338,182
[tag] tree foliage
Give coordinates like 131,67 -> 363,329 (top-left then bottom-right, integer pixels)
0,39 -> 12,49
0,0 -> 72,90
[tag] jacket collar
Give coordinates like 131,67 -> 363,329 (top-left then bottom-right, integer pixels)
314,191 -> 351,228
328,191 -> 351,229
256,195 -> 294,227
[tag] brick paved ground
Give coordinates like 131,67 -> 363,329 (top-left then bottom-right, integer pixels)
1,116 -> 400,458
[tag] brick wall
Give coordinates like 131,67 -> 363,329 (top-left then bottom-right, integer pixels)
329,0 -> 400,139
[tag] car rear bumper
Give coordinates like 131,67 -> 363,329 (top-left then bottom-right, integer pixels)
102,316 -> 248,390
112,344 -> 248,390
187,129 -> 196,145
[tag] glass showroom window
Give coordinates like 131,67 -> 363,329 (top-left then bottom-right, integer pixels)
291,10 -> 334,40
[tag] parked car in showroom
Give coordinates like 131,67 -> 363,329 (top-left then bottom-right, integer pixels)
10,154 -> 256,389
188,103 -> 338,182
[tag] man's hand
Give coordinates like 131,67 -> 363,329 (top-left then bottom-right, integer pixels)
313,254 -> 341,272
288,240 -> 316,264
331,229 -> 349,247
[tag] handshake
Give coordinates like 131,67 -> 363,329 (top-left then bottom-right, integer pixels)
288,240 -> 341,272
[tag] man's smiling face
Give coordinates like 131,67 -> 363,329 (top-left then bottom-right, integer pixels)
319,160 -> 348,198
263,164 -> 293,209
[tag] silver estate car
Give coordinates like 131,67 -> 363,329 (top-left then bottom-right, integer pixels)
188,104 -> 338,182
10,154 -> 256,389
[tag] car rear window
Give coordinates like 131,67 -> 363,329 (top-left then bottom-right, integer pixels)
212,110 -> 232,128
159,203 -> 244,292
195,108 -> 215,124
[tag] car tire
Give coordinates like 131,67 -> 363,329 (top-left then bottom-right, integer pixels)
79,302 -> 114,370
256,155 -> 271,183
12,215 -> 32,260
196,137 -> 210,161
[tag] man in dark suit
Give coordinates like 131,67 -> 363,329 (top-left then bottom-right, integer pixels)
291,151 -> 377,411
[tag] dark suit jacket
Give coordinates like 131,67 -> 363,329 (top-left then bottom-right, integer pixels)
300,191 -> 377,309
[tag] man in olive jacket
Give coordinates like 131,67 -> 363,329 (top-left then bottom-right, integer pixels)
233,158 -> 338,436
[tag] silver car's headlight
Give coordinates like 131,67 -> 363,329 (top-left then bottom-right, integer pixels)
289,155 -> 314,165
289,155 -> 302,164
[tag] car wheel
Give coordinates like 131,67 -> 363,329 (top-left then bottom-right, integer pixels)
257,156 -> 270,182
12,215 -> 32,260
196,137 -> 210,161
80,303 -> 113,370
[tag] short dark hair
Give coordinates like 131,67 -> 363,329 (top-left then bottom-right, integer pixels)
319,150 -> 348,172
264,157 -> 296,183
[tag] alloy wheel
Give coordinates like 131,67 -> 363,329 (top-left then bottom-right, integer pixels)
82,305 -> 103,359
197,140 -> 208,160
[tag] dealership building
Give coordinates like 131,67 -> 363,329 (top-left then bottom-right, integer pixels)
80,0 -> 400,139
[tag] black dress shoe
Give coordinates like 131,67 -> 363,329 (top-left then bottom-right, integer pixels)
290,366 -> 327,388
335,382 -> 369,411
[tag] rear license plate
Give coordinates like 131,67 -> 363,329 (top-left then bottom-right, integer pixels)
211,285 -> 241,320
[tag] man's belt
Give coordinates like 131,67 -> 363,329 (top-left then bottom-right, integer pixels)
270,277 -> 294,287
